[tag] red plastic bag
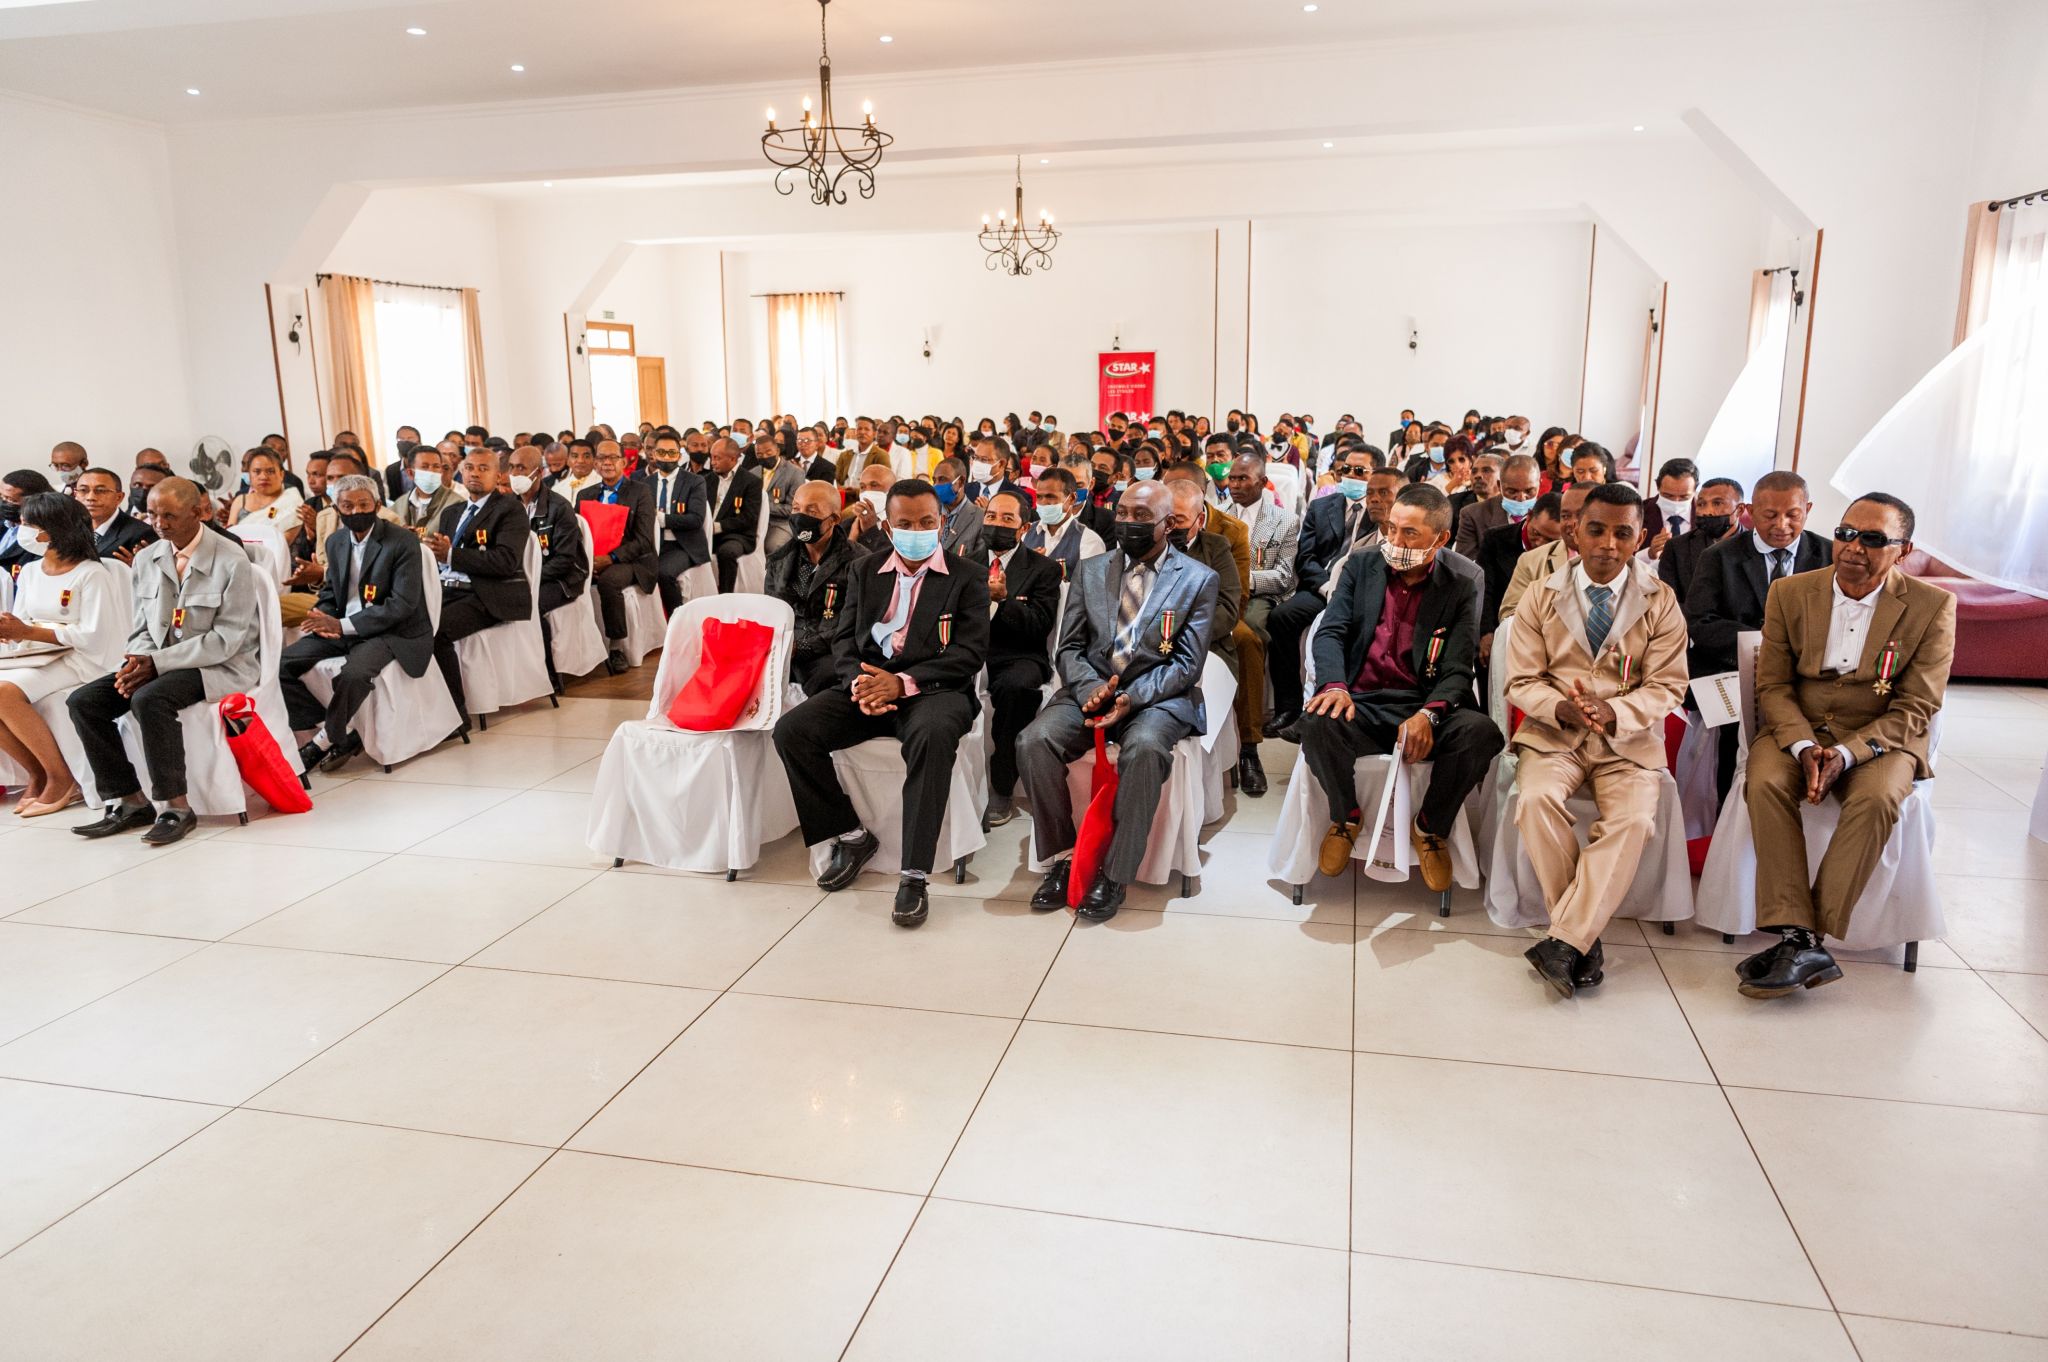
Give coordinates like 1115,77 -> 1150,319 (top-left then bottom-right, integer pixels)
579,501 -> 630,558
666,618 -> 776,731
1067,726 -> 1120,908
218,693 -> 312,814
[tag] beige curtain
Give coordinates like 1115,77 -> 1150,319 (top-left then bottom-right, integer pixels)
1954,200 -> 2000,344
461,287 -> 490,426
764,291 -> 843,419
1745,269 -> 1772,356
323,273 -> 380,459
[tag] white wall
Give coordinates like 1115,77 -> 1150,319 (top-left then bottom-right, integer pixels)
1,93 -> 192,478
1581,226 -> 1663,464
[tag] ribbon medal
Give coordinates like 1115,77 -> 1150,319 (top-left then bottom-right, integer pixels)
822,584 -> 838,619
1614,648 -> 1638,695
1161,608 -> 1177,647
172,607 -> 187,633
363,584 -> 378,604
538,532 -> 550,553
1424,626 -> 1446,679
266,507 -> 278,520
475,527 -> 488,547
1874,640 -> 1899,696
59,589 -> 73,611
937,612 -> 952,649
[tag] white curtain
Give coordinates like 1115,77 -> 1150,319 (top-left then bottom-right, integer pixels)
1833,199 -> 2048,599
765,292 -> 843,420
370,282 -> 469,443
1694,272 -> 1792,496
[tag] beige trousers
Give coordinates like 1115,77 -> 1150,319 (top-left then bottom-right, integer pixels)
1514,743 -> 1662,952
1746,742 -> 1915,939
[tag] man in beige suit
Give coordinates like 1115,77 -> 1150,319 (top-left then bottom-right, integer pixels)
1506,484 -> 1689,997
1737,492 -> 1955,998
1497,482 -> 1590,621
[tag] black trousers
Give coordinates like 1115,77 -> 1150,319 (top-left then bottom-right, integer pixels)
1298,703 -> 1505,835
591,564 -> 644,642
1264,588 -> 1326,720
657,546 -> 695,614
279,634 -> 401,747
714,536 -> 747,593
793,651 -> 839,697
534,580 -> 575,691
987,657 -> 1048,799
1019,695 -> 1194,886
773,687 -> 975,874
433,589 -> 501,720
67,667 -> 207,803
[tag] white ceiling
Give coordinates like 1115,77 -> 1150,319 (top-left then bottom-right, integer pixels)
0,0 -> 1958,123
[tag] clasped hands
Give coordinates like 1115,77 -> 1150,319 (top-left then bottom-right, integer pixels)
1551,680 -> 1617,735
1082,674 -> 1131,730
301,608 -> 343,640
851,662 -> 904,716
113,652 -> 158,698
1798,744 -> 1847,805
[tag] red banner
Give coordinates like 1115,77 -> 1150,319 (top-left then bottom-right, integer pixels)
1098,352 -> 1156,431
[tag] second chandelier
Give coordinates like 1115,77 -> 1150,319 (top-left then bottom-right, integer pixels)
979,156 -> 1060,276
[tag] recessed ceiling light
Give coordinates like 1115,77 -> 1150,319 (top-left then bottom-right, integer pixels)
405,26 -> 426,36
542,181 -> 554,188
185,87 -> 200,96
1632,124 -> 1645,132
1322,140 -> 1334,148
1303,3 -> 1319,10
510,64 -> 525,72
1040,158 -> 1050,164
879,33 -> 893,42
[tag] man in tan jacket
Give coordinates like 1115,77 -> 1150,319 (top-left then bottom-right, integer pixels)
1505,484 -> 1689,997
1737,492 -> 1955,998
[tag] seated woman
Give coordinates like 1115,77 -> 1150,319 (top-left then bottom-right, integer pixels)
226,447 -> 306,547
0,493 -> 128,815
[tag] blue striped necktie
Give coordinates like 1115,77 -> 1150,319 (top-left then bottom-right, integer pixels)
1585,583 -> 1614,654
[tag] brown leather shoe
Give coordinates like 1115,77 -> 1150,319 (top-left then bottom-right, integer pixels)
1410,826 -> 1453,893
1317,823 -> 1358,878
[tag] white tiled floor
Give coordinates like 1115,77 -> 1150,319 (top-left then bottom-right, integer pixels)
0,684 -> 2042,1359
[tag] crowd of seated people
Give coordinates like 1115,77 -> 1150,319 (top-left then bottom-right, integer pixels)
3,404 -> 1954,1002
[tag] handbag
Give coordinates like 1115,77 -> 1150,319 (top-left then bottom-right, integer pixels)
218,693 -> 313,814
1066,726 -> 1121,908
665,617 -> 776,731
578,501 -> 630,559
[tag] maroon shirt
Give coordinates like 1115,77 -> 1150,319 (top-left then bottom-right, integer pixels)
1351,570 -> 1423,692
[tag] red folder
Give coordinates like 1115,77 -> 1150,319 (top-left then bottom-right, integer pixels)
1067,726 -> 1120,908
579,501 -> 629,558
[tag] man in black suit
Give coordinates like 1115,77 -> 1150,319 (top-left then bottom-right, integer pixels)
967,435 -> 1029,509
766,481 -> 866,697
429,448 -> 533,727
772,478 -> 990,930
1298,484 -> 1505,888
278,474 -> 436,772
701,437 -> 763,593
576,441 -> 659,676
74,469 -> 157,564
640,432 -> 710,616
1264,445 -> 1382,734
1478,493 -> 1564,644
1684,470 -> 1832,679
383,425 -> 422,502
1656,475 -> 1743,612
508,444 -> 587,693
977,487 -> 1061,828
796,426 -> 837,483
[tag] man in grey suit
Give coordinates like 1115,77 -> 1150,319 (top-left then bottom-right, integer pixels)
1017,483 -> 1221,920
69,477 -> 265,846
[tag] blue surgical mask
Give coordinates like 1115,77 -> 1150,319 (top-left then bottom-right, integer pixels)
1501,495 -> 1537,518
1037,504 -> 1068,528
890,526 -> 940,561
1135,466 -> 1158,480
934,481 -> 958,507
1336,478 -> 1370,501
1429,448 -> 1446,465
412,470 -> 442,495
1114,480 -> 1129,494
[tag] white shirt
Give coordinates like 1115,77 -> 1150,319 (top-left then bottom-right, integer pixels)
339,531 -> 372,633
1790,575 -> 1880,769
1570,561 -> 1632,656
1750,531 -> 1801,576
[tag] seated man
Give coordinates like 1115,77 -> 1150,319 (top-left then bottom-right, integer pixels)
641,432 -> 709,615
978,487 -> 1061,827
1021,466 -> 1107,578
1264,445 -> 1381,734
701,437 -> 764,592
68,477 -> 263,847
1160,469 -> 1244,667
1506,483 -> 1688,998
76,469 -> 157,565
929,457 -> 982,555
277,475 -> 435,773
507,443 -> 588,693
771,478 -> 989,930
765,480 -> 865,696
576,441 -> 658,675
429,448 -> 532,727
1017,482 -> 1220,920
1455,452 -> 1540,556
1737,492 -> 1954,999
1643,457 -> 1700,560
397,442 -> 460,533
1498,482 -> 1590,622
1222,452 -> 1298,797
1655,475 -> 1743,611
1300,484 -> 1505,888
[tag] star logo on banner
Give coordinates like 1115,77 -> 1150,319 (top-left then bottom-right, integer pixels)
1140,363 -> 1152,374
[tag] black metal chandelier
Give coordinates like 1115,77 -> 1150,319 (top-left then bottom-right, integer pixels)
979,156 -> 1060,276
761,0 -> 891,206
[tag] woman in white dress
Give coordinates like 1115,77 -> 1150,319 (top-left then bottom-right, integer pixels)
0,494 -> 128,815
226,447 -> 305,547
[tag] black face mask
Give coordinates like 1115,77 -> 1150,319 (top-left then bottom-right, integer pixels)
1175,526 -> 1201,551
128,487 -> 150,513
339,510 -> 380,536
651,459 -> 680,475
1693,514 -> 1734,540
1091,469 -> 1111,491
791,512 -> 828,544
984,524 -> 1019,554
1226,421 -> 1241,434
1115,521 -> 1160,561
395,439 -> 418,459
0,502 -> 18,524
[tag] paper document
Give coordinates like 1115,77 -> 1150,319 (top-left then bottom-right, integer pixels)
1689,672 -> 1742,728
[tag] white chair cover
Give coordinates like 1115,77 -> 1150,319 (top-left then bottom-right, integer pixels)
613,513 -> 667,669
1197,653 -> 1237,824
1671,707 -> 1722,839
806,699 -> 990,881
1694,631 -> 1944,948
1469,618 -> 1519,866
732,494 -> 770,595
301,543 -> 460,770
586,594 -> 798,873
679,561 -> 718,606
1266,463 -> 1304,517
547,518 -> 607,681
0,562 -> 131,806
0,569 -> 11,612
229,517 -> 292,585
452,536 -> 552,717
115,572 -> 304,816
1266,749 -> 1485,890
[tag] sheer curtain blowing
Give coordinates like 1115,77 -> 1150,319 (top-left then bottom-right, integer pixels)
765,292 -> 843,420
1833,198 -> 2048,598
370,282 -> 470,444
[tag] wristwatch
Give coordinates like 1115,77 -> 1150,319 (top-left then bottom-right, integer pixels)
1420,707 -> 1442,727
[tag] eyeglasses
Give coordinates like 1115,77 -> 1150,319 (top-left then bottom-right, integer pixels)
1832,525 -> 1907,550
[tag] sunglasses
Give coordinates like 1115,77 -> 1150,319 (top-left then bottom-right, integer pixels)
1832,525 -> 1907,550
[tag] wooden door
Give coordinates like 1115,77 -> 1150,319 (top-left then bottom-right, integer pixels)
636,356 -> 668,426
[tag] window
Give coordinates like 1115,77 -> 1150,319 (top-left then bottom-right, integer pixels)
370,282 -> 468,443
764,292 -> 843,419
586,322 -> 641,434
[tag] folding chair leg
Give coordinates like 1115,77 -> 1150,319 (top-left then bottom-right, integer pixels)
459,729 -> 471,745
1903,941 -> 1919,973
1292,884 -> 1304,906
725,869 -> 738,882
1181,873 -> 1193,897
299,773 -> 311,791
612,857 -> 623,868
953,857 -> 968,884
383,765 -> 392,774
478,713 -> 488,731
1437,890 -> 1451,918
1721,933 -> 1734,944
237,812 -> 248,825
548,693 -> 559,708
1662,921 -> 1675,935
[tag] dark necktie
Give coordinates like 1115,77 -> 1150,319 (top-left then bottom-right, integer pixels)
1769,548 -> 1791,583
1668,514 -> 1684,537
1585,584 -> 1615,654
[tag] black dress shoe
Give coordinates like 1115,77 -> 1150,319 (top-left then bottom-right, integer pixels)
1739,940 -> 1843,999
1238,748 -> 1268,798
817,830 -> 879,892
318,733 -> 362,774
296,739 -> 328,772
1077,872 -> 1125,921
1735,935 -> 1796,983
141,809 -> 199,847
1524,937 -> 1583,998
72,802 -> 155,839
891,876 -> 929,928
605,648 -> 630,676
1029,861 -> 1071,911
1261,711 -> 1300,741
1571,938 -> 1605,989
984,795 -> 1016,827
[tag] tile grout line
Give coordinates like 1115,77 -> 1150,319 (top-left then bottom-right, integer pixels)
1346,858 -> 1359,1360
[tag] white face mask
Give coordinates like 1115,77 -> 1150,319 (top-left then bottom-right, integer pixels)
1658,496 -> 1693,520
412,470 -> 442,496
508,474 -> 535,497
894,431 -> 910,446
861,489 -> 888,519
1505,429 -> 1526,448
969,460 -> 994,483
17,526 -> 48,558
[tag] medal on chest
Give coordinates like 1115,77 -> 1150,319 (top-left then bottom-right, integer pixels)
822,583 -> 838,619
363,584 -> 378,604
1874,640 -> 1899,696
1424,626 -> 1446,679
538,532 -> 551,553
172,606 -> 187,633
475,527 -> 488,547
58,589 -> 73,612
1612,648 -> 1638,695
937,611 -> 952,649
1160,608 -> 1177,647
